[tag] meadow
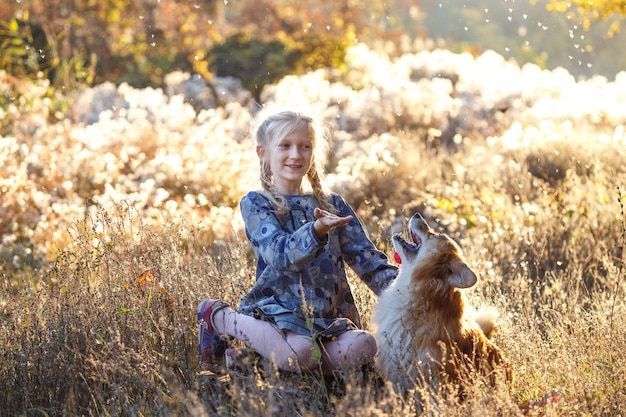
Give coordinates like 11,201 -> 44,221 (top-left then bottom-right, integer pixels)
1,44 -> 625,416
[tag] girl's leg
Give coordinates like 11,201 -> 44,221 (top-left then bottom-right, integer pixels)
212,307 -> 321,372
319,330 -> 377,372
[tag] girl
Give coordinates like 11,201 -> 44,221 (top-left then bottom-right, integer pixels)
198,110 -> 398,374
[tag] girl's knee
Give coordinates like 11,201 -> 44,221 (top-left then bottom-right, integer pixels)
366,332 -> 379,355
355,331 -> 378,361
337,331 -> 378,367
321,330 -> 378,371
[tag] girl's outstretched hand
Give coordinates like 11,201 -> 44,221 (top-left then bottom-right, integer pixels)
313,207 -> 353,238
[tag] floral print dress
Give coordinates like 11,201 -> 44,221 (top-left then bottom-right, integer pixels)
238,191 -> 398,339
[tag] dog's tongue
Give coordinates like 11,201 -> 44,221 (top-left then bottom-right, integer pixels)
393,251 -> 402,264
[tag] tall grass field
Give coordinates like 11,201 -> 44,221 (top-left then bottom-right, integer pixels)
1,44 -> 625,416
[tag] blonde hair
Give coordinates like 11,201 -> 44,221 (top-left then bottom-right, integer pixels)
252,109 -> 334,216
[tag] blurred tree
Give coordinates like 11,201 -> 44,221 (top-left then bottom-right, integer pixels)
2,0 -> 625,92
219,0 -> 395,46
206,0 -> 358,99
208,32 -> 347,100
1,0 -> 372,90
0,11 -> 57,80
209,34 -> 291,100
1,0 -> 221,88
543,0 -> 626,36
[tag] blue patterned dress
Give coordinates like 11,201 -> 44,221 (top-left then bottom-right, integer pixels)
239,191 -> 398,339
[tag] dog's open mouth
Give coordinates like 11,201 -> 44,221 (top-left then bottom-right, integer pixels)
392,229 -> 422,264
394,229 -> 423,251
410,230 -> 422,247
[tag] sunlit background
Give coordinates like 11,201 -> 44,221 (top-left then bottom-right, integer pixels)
2,0 -> 625,273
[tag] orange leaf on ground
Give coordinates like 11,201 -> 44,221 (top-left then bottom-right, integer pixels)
137,266 -> 162,291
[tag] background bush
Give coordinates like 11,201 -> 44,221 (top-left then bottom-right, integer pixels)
208,33 -> 347,101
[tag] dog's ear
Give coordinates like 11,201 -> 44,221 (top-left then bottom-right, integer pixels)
448,260 -> 477,288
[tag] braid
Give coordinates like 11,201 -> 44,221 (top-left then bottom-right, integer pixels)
307,166 -> 335,214
260,160 -> 288,216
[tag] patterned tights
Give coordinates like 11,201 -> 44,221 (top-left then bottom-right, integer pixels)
212,307 -> 377,373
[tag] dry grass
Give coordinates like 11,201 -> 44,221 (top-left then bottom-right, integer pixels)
1,129 -> 625,416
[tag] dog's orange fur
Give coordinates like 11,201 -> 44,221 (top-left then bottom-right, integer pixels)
374,212 -> 511,396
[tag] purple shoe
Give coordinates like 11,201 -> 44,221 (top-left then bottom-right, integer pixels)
197,299 -> 229,365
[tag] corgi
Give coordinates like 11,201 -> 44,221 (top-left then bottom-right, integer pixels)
373,212 -> 511,396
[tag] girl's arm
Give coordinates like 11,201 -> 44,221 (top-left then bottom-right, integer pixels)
240,191 -> 327,271
332,195 -> 399,295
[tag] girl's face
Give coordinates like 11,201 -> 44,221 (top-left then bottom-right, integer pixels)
258,127 -> 313,195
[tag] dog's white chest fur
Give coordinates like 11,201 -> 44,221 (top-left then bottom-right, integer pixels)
373,267 -> 434,391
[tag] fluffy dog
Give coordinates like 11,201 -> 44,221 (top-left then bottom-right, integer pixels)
373,212 -> 511,396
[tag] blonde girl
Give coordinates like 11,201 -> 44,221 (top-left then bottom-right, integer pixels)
198,110 -> 398,373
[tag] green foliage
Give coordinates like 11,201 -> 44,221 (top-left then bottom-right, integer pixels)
0,14 -> 56,79
545,0 -> 626,35
0,11 -> 95,89
208,33 -> 347,100
1,0 -> 218,90
288,33 -> 348,75
208,34 -> 291,100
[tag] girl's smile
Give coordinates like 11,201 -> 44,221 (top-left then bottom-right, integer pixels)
258,128 -> 313,195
